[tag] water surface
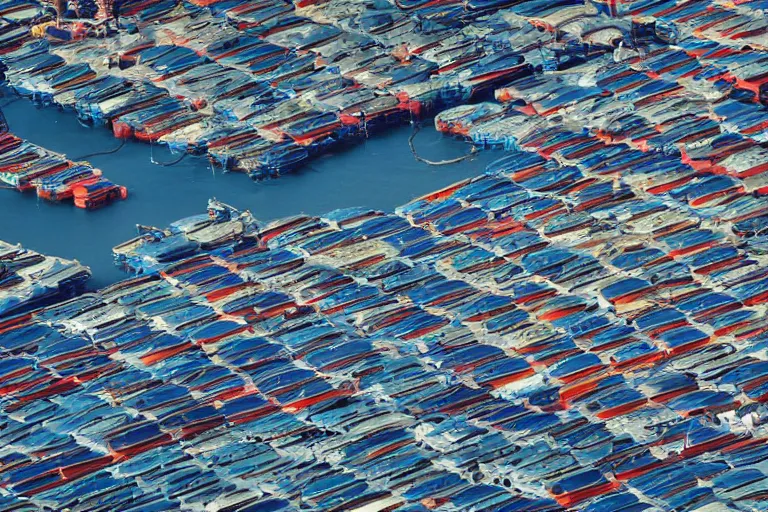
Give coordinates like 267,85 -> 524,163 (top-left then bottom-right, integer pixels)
0,99 -> 497,287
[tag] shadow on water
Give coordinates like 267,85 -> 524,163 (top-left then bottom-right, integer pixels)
0,100 -> 501,287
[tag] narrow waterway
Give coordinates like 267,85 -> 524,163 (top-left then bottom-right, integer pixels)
0,99 -> 498,287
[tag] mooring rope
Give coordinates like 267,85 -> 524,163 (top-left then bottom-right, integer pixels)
72,138 -> 126,160
152,152 -> 187,166
409,122 -> 476,166
0,97 -> 20,109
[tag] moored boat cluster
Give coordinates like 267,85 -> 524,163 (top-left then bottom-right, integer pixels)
1,0 -> 768,508
1,0 -> 532,179
1,0 -> 764,180
0,239 -> 90,317
5,0 -> 763,182
0,129 -> 127,208
0,180 -> 766,509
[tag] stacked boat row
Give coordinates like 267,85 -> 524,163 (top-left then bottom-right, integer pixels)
83,191 -> 768,509
434,77 -> 767,255
0,129 -> 127,208
457,45 -> 768,147
1,179 -> 768,509
103,192 -> 768,508
0,210 -> 566,512
0,240 -> 90,318
0,0 -> 689,179
430,0 -> 768,153
0,214 -> 766,505
432,0 -> 768,263
618,0 -> 767,50
0,0 -> 46,25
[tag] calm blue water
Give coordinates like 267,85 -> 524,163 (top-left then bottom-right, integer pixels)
0,99 -> 497,288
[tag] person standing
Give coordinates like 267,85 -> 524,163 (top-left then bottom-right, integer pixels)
95,0 -> 117,29
64,0 -> 79,18
112,0 -> 120,29
53,0 -> 65,25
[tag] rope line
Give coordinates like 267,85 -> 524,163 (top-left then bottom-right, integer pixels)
71,138 -> 126,160
152,152 -> 187,166
408,122 -> 477,166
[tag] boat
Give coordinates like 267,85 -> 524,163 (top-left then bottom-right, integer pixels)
34,165 -> 101,200
72,179 -> 128,209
